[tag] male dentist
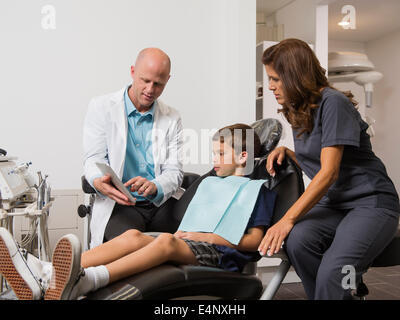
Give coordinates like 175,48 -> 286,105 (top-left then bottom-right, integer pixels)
83,48 -> 183,248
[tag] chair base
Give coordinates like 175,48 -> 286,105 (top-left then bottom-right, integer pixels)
85,264 -> 263,300
259,260 -> 291,300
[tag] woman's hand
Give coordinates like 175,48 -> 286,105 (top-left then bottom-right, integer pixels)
258,217 -> 294,256
266,146 -> 287,177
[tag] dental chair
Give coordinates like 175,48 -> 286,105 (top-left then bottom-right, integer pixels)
78,117 -> 400,301
77,118 -> 305,300
82,154 -> 304,300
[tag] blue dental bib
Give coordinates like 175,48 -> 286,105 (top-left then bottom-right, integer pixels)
178,176 -> 267,245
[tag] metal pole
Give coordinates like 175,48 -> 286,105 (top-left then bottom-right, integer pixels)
259,259 -> 291,300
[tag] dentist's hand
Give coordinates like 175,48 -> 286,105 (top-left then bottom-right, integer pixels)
266,146 -> 287,177
258,217 -> 294,256
93,175 -> 136,206
124,176 -> 157,198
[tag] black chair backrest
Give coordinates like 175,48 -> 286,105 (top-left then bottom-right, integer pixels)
251,118 -> 282,158
172,156 -> 304,226
246,156 -> 304,224
267,157 -> 305,224
80,118 -> 304,227
181,173 -> 201,190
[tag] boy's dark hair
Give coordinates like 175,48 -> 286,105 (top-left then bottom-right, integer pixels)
212,123 -> 261,158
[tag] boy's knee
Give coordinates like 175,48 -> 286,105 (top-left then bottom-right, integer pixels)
155,233 -> 178,255
124,229 -> 142,238
122,229 -> 142,240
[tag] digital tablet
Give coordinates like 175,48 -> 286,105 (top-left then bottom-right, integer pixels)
95,162 -> 136,203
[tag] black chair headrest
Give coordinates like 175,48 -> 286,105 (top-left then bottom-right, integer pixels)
250,118 -> 282,158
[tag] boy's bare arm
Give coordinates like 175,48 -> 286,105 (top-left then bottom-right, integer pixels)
174,227 -> 265,252
211,226 -> 265,251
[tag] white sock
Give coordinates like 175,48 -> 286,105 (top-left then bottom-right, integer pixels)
25,252 -> 53,289
89,265 -> 110,291
70,265 -> 109,299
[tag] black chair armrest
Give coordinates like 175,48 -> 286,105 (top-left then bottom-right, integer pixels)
81,176 -> 96,194
181,172 -> 201,190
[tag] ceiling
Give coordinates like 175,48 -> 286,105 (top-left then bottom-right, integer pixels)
329,0 -> 400,42
257,0 -> 400,43
256,0 -> 295,17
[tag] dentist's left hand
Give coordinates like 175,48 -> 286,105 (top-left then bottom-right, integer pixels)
124,176 -> 157,198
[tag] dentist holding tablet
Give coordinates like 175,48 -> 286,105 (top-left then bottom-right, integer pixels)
83,48 -> 183,248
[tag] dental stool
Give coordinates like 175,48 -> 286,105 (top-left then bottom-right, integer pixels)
354,227 -> 400,299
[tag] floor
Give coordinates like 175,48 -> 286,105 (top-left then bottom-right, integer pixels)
273,265 -> 400,300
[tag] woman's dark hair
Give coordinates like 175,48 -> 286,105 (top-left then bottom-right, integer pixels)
262,38 -> 357,137
213,123 -> 261,158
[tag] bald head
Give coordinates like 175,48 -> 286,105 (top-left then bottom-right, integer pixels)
129,48 -> 171,112
135,48 -> 171,76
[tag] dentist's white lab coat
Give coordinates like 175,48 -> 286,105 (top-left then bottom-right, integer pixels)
83,88 -> 183,248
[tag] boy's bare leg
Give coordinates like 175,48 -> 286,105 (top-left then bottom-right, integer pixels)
45,232 -> 197,299
106,233 -> 198,283
81,230 -> 155,268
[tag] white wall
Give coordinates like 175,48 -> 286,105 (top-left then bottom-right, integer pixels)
0,0 -> 256,189
329,39 -> 366,53
365,28 -> 400,193
274,0 -> 317,44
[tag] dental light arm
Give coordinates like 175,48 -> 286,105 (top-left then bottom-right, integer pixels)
328,52 -> 383,108
329,71 -> 383,108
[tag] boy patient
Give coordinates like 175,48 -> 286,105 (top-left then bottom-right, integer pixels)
0,123 -> 275,300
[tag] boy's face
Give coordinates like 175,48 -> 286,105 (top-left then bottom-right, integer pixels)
212,141 -> 244,177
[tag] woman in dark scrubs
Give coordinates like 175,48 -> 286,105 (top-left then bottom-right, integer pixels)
257,38 -> 400,300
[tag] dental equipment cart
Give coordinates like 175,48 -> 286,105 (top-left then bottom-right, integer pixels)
0,149 -> 53,294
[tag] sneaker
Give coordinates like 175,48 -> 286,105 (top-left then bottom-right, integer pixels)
21,249 -> 53,291
0,227 -> 43,300
44,234 -> 82,300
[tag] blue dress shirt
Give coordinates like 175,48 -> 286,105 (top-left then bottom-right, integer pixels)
122,86 -> 164,203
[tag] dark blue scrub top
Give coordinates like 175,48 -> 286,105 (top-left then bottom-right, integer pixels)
293,87 -> 400,212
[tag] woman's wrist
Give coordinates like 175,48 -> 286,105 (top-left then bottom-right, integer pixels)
282,214 -> 297,225
284,147 -> 300,167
